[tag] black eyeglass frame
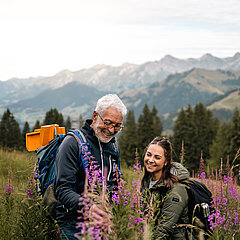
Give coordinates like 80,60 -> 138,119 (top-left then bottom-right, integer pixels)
97,112 -> 124,131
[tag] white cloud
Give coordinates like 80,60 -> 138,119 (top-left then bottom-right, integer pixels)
0,0 -> 239,80
1,0 -> 240,25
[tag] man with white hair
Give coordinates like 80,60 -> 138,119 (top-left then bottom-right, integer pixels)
55,94 -> 127,239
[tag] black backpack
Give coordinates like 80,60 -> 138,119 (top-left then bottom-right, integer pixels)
182,179 -> 214,238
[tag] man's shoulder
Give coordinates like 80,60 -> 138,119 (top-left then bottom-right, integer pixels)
58,134 -> 79,152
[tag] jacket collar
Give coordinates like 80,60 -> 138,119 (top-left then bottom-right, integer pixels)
142,162 -> 190,189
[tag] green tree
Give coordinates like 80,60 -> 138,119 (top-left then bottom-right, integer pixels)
118,110 -> 137,166
193,103 -> 219,168
0,108 -> 22,149
137,104 -> 154,160
151,105 -> 163,136
43,108 -> 64,126
173,105 -> 195,167
209,121 -> 231,169
64,116 -> 72,132
172,107 -> 187,158
32,120 -> 41,131
79,114 -> 85,128
22,121 -> 30,148
228,108 -> 240,165
173,103 -> 219,174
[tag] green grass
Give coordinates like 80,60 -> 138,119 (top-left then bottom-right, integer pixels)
0,148 -> 239,240
0,148 -> 36,193
0,148 -> 60,240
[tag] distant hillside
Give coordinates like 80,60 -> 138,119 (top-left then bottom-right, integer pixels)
4,82 -> 108,127
0,53 -> 240,129
207,88 -> 240,110
0,77 -> 36,101
162,88 -> 240,131
205,89 -> 240,122
1,52 -> 240,105
120,68 -> 240,116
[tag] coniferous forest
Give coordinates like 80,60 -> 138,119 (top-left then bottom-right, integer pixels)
0,104 -> 240,173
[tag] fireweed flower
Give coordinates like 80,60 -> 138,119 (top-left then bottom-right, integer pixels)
133,162 -> 142,171
223,175 -> 232,183
26,189 -> 33,196
132,179 -> 137,187
75,160 -> 146,238
128,216 -> 143,227
112,191 -> 120,205
208,172 -> 240,235
198,171 -> 206,179
75,162 -> 108,239
5,185 -> 14,195
128,216 -> 135,227
135,217 -> 143,224
56,226 -> 61,235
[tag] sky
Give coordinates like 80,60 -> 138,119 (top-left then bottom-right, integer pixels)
0,0 -> 240,81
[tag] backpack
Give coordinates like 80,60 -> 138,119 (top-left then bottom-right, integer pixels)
182,179 -> 215,238
34,129 -> 90,213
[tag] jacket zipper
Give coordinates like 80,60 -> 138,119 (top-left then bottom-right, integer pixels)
97,138 -> 112,183
108,155 -> 112,181
98,138 -> 104,181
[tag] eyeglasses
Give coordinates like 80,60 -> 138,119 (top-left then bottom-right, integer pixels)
97,112 -> 124,130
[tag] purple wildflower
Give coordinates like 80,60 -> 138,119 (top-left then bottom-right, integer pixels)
56,226 -> 61,235
198,171 -> 206,179
132,179 -> 137,187
26,189 -> 33,196
112,191 -> 120,205
135,217 -> 143,224
5,185 -> 14,195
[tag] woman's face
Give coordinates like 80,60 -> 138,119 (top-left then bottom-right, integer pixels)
144,144 -> 167,181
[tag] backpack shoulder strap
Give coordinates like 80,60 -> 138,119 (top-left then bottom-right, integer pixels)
67,129 -> 91,172
70,129 -> 87,143
112,139 -> 122,175
113,140 -> 119,157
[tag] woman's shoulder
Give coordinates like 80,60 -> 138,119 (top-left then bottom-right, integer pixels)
172,181 -> 187,191
168,182 -> 188,199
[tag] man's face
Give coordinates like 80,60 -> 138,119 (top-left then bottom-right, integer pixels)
91,107 -> 123,143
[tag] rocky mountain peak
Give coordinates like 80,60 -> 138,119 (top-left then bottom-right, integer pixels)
199,53 -> 216,60
233,52 -> 240,59
161,54 -> 178,61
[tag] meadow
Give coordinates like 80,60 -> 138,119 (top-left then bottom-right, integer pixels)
0,148 -> 239,240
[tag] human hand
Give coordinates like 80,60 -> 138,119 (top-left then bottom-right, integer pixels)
89,204 -> 113,232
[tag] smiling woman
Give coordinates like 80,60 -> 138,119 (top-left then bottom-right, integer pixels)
143,137 -> 178,188
141,137 -> 197,240
144,143 -> 167,181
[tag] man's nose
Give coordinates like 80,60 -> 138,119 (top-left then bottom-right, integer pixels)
108,126 -> 115,133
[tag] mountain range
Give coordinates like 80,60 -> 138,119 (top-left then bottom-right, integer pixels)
0,52 -> 240,130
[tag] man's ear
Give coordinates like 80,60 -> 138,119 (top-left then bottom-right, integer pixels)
92,111 -> 98,121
